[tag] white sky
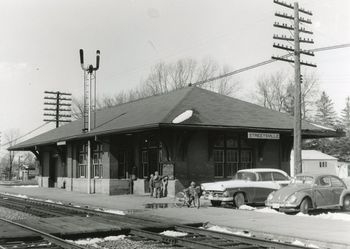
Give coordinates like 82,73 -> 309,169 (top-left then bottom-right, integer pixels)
0,0 -> 349,152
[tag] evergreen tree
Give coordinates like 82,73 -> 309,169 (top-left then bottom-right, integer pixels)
341,96 -> 350,136
315,91 -> 337,127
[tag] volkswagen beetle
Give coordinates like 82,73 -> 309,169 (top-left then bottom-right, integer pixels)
265,173 -> 350,214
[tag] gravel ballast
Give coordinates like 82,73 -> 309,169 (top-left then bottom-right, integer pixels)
0,206 -> 34,220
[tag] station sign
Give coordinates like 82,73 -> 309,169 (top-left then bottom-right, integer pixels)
247,132 -> 280,140
57,141 -> 66,146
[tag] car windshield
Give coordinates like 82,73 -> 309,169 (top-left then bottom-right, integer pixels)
292,175 -> 314,185
234,172 -> 257,181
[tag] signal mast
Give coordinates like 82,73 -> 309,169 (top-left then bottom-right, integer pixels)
79,49 -> 100,194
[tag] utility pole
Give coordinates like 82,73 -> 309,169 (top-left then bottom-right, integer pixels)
18,155 -> 21,180
43,91 -> 72,128
79,49 -> 100,194
272,0 -> 316,176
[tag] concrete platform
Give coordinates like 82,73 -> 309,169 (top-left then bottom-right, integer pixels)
0,220 -> 38,239
1,185 -> 350,248
18,216 -> 123,237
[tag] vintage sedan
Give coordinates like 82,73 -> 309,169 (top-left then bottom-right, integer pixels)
201,168 -> 290,208
265,173 -> 350,214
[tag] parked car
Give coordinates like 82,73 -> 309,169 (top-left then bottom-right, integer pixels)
201,168 -> 290,208
265,173 -> 350,214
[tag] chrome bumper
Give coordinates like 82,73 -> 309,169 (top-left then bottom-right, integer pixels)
265,202 -> 299,212
204,193 -> 233,202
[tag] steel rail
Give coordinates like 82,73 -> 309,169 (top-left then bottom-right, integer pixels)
0,218 -> 85,249
174,225 -> 308,249
130,228 -> 238,249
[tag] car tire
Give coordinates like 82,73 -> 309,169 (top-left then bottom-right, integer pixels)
299,198 -> 311,214
234,193 -> 245,208
342,195 -> 350,211
210,200 -> 222,207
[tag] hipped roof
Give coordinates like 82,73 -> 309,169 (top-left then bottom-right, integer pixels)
10,86 -> 341,150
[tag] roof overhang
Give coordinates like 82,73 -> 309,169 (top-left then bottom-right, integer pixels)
9,122 -> 344,152
159,123 -> 344,138
8,124 -> 160,151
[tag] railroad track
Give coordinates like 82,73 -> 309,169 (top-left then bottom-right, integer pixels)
0,193 -> 103,218
129,225 -> 309,249
0,193 -> 312,249
0,218 -> 84,249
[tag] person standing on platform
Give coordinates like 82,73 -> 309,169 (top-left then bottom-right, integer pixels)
153,171 -> 162,198
130,165 -> 137,194
162,175 -> 169,197
149,174 -> 154,197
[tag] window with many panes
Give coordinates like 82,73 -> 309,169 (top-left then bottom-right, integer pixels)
213,149 -> 224,178
213,135 -> 241,178
78,144 -> 87,178
140,135 -> 162,178
77,142 -> 103,178
117,151 -> 131,179
212,134 -> 252,178
92,143 -> 103,178
240,150 -> 252,169
226,150 -> 239,177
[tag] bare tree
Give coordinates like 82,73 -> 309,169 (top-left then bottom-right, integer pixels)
284,72 -> 320,119
22,152 -> 36,165
254,71 -> 319,119
71,96 -> 84,119
169,58 -> 197,89
255,71 -> 289,112
71,57 -> 241,119
143,62 -> 170,95
3,129 -> 20,180
196,58 -> 219,83
210,65 -> 240,96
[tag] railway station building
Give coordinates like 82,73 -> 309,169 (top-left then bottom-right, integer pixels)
9,86 -> 341,196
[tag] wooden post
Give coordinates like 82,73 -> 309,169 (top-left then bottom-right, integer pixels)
293,2 -> 302,175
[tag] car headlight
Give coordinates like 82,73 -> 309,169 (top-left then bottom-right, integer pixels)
223,191 -> 229,197
267,191 -> 275,201
285,194 -> 297,204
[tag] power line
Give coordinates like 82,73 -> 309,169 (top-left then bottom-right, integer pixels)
192,43 -> 350,87
0,122 -> 50,148
313,43 -> 350,52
